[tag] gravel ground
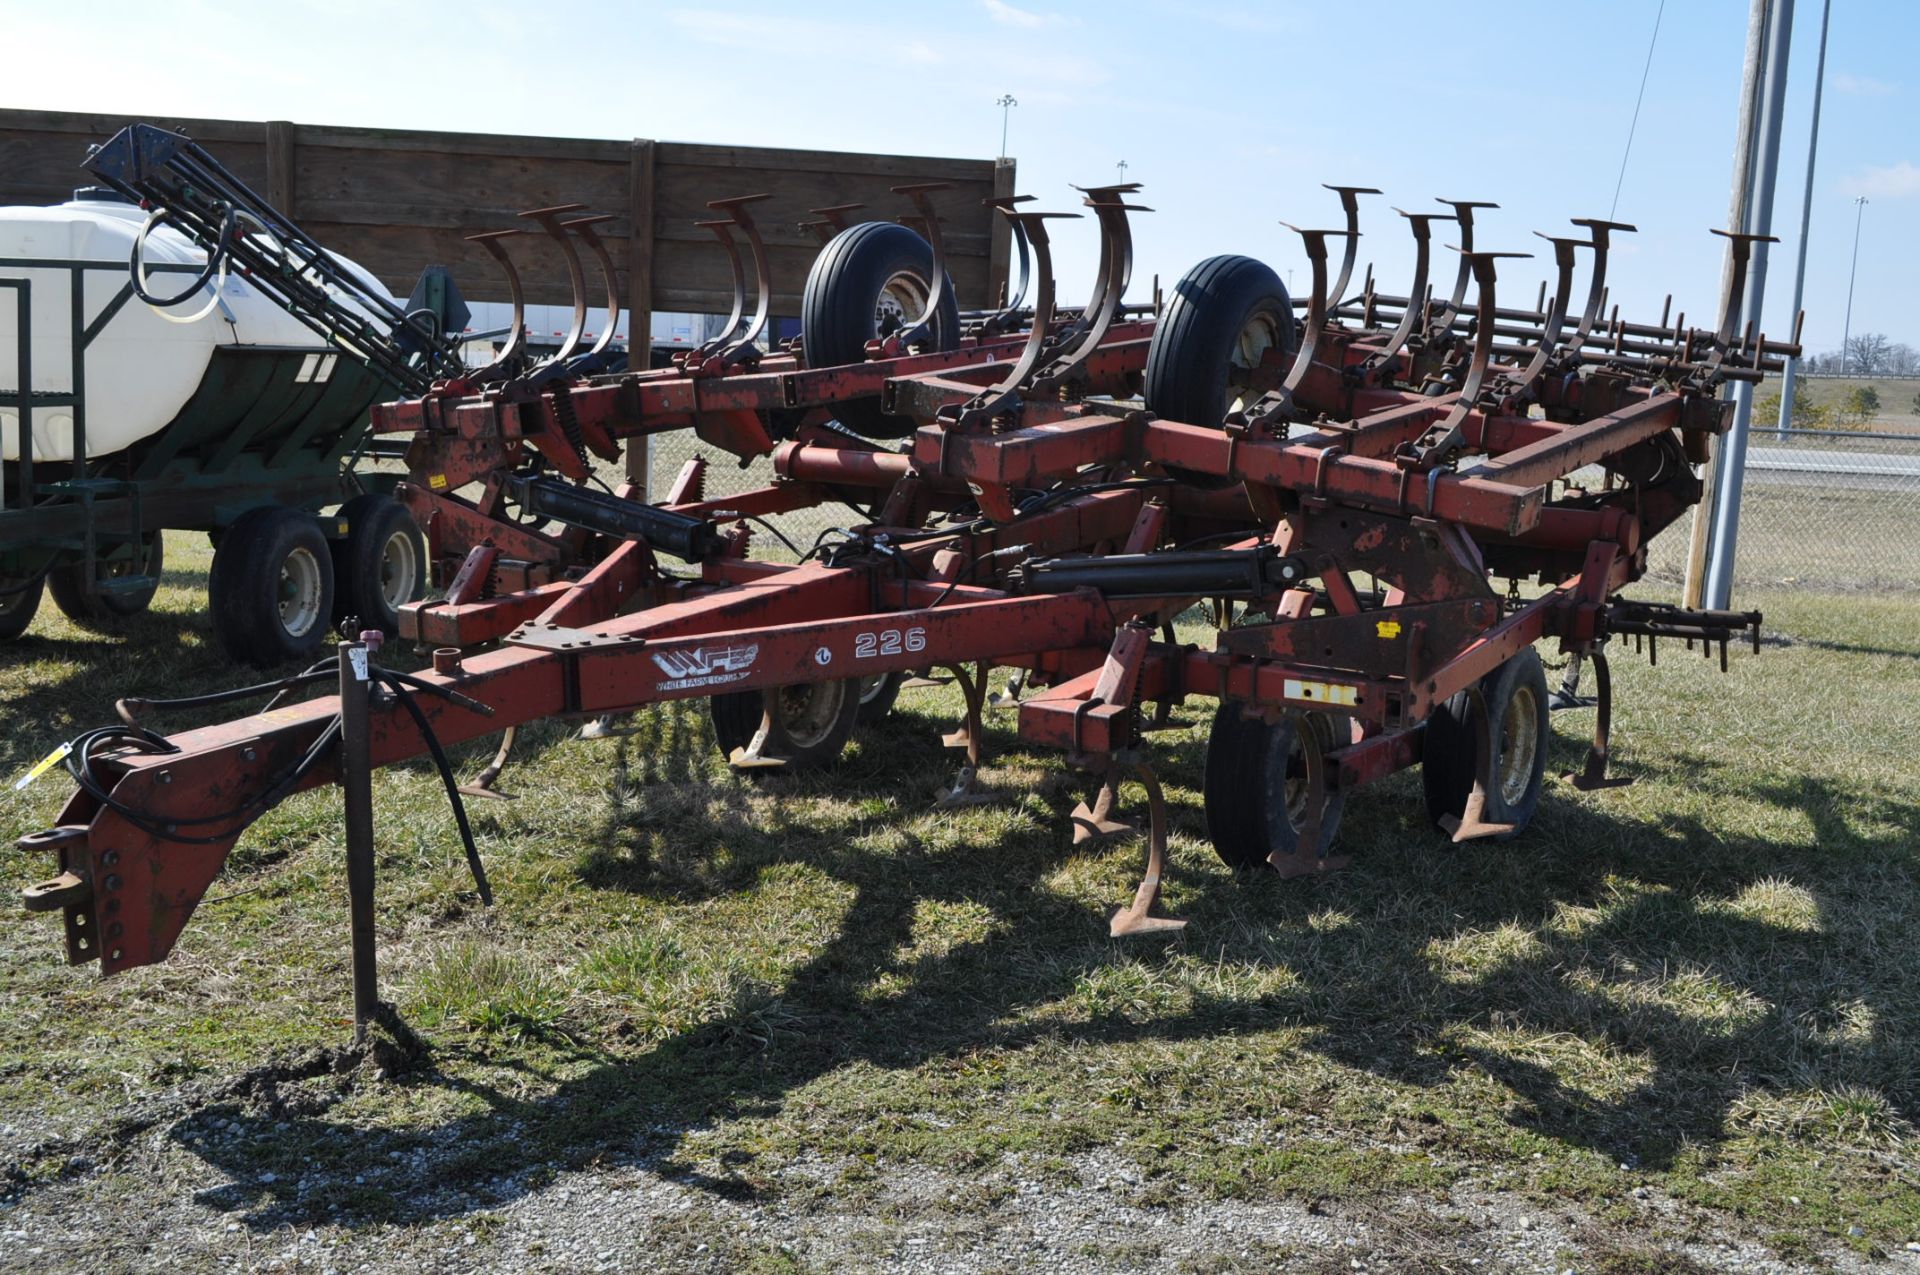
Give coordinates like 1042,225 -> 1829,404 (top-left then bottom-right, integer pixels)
2,1060 -> 1911,1275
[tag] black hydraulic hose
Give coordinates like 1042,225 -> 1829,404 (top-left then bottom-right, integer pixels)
129,204 -> 232,309
374,671 -> 493,906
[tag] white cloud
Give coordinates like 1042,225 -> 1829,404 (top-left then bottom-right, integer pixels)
1833,72 -> 1896,97
1840,161 -> 1920,200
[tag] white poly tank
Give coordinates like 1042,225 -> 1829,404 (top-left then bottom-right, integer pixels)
0,194 -> 397,463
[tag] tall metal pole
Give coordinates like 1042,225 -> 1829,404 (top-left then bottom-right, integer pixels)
338,639 -> 379,1045
1775,0 -> 1830,439
996,94 -> 1017,160
1683,0 -> 1772,609
1840,194 -> 1867,372
1705,0 -> 1795,610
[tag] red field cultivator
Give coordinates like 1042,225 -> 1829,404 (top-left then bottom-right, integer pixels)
16,176 -> 1797,1025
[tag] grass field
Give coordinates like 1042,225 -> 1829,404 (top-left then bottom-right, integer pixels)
2,539 -> 1917,1272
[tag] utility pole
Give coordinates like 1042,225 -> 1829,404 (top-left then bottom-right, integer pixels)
1840,194 -> 1867,372
1683,0 -> 1772,609
1775,0 -> 1830,439
996,94 -> 1018,159
1704,0 -> 1795,610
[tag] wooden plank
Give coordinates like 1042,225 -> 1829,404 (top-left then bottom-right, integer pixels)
264,120 -> 295,216
659,140 -> 988,182
986,158 -> 1017,310
626,139 -> 657,489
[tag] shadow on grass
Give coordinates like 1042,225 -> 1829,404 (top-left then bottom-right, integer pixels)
150,703 -> 1920,1231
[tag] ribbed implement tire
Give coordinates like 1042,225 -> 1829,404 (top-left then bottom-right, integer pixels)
1421,647 -> 1550,838
799,221 -> 959,438
1203,702 -> 1345,870
1143,254 -> 1295,429
709,682 -> 859,777
0,573 -> 44,640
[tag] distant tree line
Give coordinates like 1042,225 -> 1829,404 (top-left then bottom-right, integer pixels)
1798,333 -> 1920,376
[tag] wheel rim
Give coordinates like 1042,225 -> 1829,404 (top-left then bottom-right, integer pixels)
1280,715 -> 1330,834
776,681 -> 848,751
1496,685 -> 1540,805
1225,310 -> 1284,414
857,673 -> 890,706
377,529 -> 419,609
277,546 -> 324,638
874,271 -> 929,340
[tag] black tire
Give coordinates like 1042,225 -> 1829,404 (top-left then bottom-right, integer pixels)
1143,255 -> 1296,429
709,681 -> 859,774
1203,703 -> 1345,870
1421,647 -> 1549,838
855,670 -> 905,724
0,573 -> 44,641
800,221 -> 960,438
46,533 -> 163,627
208,505 -> 336,668
331,493 -> 425,640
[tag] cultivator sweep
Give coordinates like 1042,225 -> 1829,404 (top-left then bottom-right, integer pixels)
17,178 -> 1796,989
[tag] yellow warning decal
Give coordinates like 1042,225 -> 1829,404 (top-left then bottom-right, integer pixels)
13,741 -> 72,792
1283,677 -> 1359,707
1376,620 -> 1402,639
429,473 -> 449,491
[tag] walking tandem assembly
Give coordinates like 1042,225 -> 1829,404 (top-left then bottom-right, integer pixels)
16,177 -> 1797,1023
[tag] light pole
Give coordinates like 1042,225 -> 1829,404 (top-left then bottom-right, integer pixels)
1840,194 -> 1866,373
996,95 -> 1018,159
1116,159 -> 1128,183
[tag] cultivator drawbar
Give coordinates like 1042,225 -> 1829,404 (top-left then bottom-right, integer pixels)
18,178 -> 1797,994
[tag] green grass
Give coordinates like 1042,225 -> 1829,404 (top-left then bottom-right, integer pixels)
2,537 -> 1918,1262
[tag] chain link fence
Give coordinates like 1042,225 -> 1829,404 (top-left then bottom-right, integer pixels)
1645,429 -> 1920,593
640,429 -> 856,561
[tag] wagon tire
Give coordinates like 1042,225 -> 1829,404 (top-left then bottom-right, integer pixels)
800,221 -> 959,438
1203,702 -> 1345,870
1144,254 -> 1296,430
0,573 -> 44,640
1421,646 -> 1549,838
46,533 -> 163,627
331,493 -> 425,640
710,681 -> 860,776
209,506 -> 336,668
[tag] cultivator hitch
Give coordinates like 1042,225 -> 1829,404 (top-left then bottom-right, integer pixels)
15,163 -> 1808,1001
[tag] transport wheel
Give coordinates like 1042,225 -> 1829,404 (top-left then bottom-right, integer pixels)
0,573 -> 44,641
46,533 -> 164,627
855,670 -> 905,724
331,493 -> 426,639
709,681 -> 859,773
1421,647 -> 1550,838
208,505 -> 336,667
799,221 -> 960,438
1143,255 -> 1296,428
1203,703 -> 1345,870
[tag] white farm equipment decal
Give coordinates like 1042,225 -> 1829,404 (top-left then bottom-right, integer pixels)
651,642 -> 761,691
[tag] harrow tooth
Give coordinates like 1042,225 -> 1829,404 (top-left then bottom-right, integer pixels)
880,183 -> 955,356
800,201 -> 865,242
457,727 -> 519,801
518,204 -> 593,367
1106,762 -> 1186,939
1070,773 -> 1138,846
941,207 -> 1081,432
698,193 -> 776,369
464,228 -> 528,379
558,213 -> 622,362
980,194 -> 1038,334
1320,184 -> 1381,310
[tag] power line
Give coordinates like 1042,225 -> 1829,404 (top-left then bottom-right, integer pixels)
1609,0 -> 1667,220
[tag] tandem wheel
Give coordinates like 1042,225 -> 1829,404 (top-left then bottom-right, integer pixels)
331,493 -> 426,639
1421,647 -> 1551,839
1203,704 -> 1345,871
710,680 -> 861,775
46,532 -> 163,628
208,505 -> 336,667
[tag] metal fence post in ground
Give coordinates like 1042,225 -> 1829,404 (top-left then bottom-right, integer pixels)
1704,0 -> 1795,610
337,639 -> 378,1045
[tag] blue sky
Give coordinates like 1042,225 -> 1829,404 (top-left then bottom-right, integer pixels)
6,0 -> 1914,353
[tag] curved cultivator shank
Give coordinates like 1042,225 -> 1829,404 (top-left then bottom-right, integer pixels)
16,176 -> 1796,1009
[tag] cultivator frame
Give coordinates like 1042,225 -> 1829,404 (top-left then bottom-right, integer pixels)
17,177 -> 1796,991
